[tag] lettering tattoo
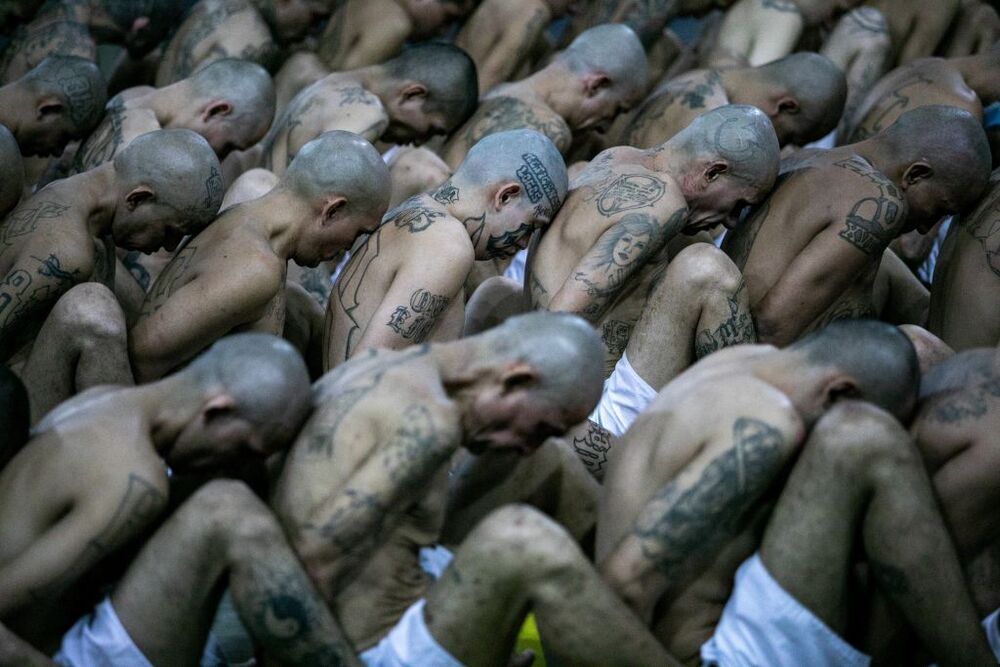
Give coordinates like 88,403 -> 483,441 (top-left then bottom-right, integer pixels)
573,425 -> 613,480
122,250 -> 152,291
694,280 -> 756,358
834,158 -> 902,257
625,71 -> 723,146
601,319 -> 633,373
386,288 -> 451,342
516,152 -> 561,216
336,85 -> 377,107
434,183 -> 460,205
850,72 -> 934,142
632,417 -> 786,583
463,97 -> 572,154
386,198 -> 446,234
0,201 -> 71,256
596,174 -> 666,217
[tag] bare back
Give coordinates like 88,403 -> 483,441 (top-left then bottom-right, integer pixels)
623,70 -> 729,149
316,0 -> 411,72
324,195 -> 472,368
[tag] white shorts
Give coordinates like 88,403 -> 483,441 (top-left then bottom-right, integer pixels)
502,249 -> 528,286
381,145 -> 404,165
360,599 -> 462,667
700,553 -> 870,667
54,597 -> 152,667
805,129 -> 838,150
984,608 -> 1000,661
588,352 -> 657,437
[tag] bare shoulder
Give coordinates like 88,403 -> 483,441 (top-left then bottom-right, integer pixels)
465,96 -> 572,153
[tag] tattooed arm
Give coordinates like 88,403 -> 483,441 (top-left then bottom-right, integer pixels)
0,241 -> 91,358
0,472 -> 167,616
290,404 -> 461,592
549,206 -> 686,323
130,254 -> 285,381
353,238 -> 472,356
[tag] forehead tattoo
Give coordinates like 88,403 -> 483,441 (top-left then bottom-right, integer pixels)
515,153 -> 561,217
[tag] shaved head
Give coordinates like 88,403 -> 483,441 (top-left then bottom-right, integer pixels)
382,43 -> 478,131
283,130 -> 391,217
791,319 -> 920,420
183,332 -> 312,444
0,125 -> 23,217
189,58 -> 276,145
113,128 -> 223,232
480,312 -> 605,414
757,53 -> 847,143
453,129 -> 569,218
673,104 -> 781,190
877,105 -> 991,213
557,24 -> 649,104
22,55 -> 107,137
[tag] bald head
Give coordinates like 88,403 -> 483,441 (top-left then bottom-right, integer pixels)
382,43 -> 478,131
479,312 -> 605,414
876,105 -> 991,213
791,319 -> 920,420
557,24 -> 649,104
283,130 -> 391,217
672,104 -> 780,191
188,58 -> 276,146
21,55 -> 107,137
0,125 -> 23,218
113,129 -> 223,232
452,129 -> 568,218
757,53 -> 847,144
182,332 -> 312,444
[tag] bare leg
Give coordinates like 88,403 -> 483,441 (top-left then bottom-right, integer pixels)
0,621 -> 54,667
425,505 -> 680,667
20,284 -> 132,423
626,243 -> 754,390
464,276 -> 530,336
112,480 -> 359,667
760,402 -> 993,666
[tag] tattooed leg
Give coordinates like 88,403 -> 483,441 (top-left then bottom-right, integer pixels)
425,505 -> 680,667
627,244 -> 753,391
760,402 -> 993,667
112,481 -> 359,667
19,284 -> 131,423
463,276 -> 529,336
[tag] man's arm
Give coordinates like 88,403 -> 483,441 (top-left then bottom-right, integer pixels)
897,0 -> 962,65
548,205 -> 687,323
352,241 -> 472,356
874,247 -> 929,326
290,404 -> 460,592
0,243 -> 90,358
130,257 -> 283,381
0,472 -> 166,616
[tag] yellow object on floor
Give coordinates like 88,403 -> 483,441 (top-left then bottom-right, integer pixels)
515,613 -> 546,667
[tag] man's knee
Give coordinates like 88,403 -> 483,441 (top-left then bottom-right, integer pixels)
806,401 -> 919,478
50,283 -> 126,346
468,505 -> 581,580
660,243 -> 742,296
183,480 -> 281,551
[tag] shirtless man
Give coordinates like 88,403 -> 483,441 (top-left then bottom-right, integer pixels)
156,0 -> 329,86
929,169 -> 1000,350
866,0 -> 963,66
0,127 -> 24,218
130,131 -> 391,382
844,48 -> 1000,143
325,130 -> 568,367
943,0 -> 1000,58
707,0 -> 861,68
624,53 -> 846,149
723,105 -> 991,346
0,56 -> 106,158
596,319 -> 995,666
75,58 -> 275,173
455,0 -> 573,94
0,334 -> 360,665
441,24 -> 649,167
275,312 -> 678,666
0,130 -> 222,410
273,0 -> 475,107
0,0 -> 180,83
263,44 -> 477,176
574,0 -> 738,48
